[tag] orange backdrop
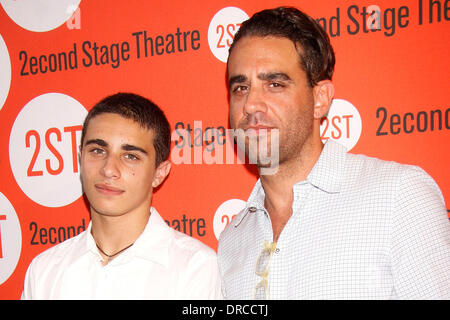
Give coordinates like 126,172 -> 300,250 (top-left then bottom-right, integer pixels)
0,0 -> 448,299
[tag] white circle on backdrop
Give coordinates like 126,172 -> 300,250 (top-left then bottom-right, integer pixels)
0,34 -> 11,111
0,0 -> 81,32
0,192 -> 22,285
320,98 -> 362,151
9,93 -> 87,207
213,199 -> 246,240
208,7 -> 249,63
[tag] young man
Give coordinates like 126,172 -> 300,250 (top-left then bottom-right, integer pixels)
217,7 -> 450,299
22,93 -> 222,299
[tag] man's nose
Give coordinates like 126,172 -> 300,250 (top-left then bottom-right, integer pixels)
101,155 -> 121,179
243,87 -> 268,118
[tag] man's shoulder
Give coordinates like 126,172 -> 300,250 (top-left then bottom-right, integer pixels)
344,151 -> 444,207
29,230 -> 88,272
345,151 -> 429,181
169,228 -> 217,259
347,151 -> 404,169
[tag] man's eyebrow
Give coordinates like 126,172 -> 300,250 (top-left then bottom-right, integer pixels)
84,139 -> 107,147
122,144 -> 148,155
228,72 -> 293,87
228,75 -> 247,87
258,72 -> 293,82
84,140 -> 147,155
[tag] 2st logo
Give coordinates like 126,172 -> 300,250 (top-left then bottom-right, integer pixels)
208,7 -> 249,63
9,93 -> 87,207
321,115 -> 354,140
320,99 -> 362,151
221,213 -> 237,228
25,125 -> 81,177
216,22 -> 241,48
0,193 -> 21,285
213,199 -> 246,240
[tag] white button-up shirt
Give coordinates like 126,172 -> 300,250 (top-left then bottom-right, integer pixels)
22,207 -> 222,299
218,140 -> 450,299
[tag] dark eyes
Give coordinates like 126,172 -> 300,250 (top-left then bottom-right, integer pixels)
232,85 -> 248,93
269,82 -> 283,88
87,148 -> 139,161
124,153 -> 139,161
89,148 -> 105,155
231,82 -> 285,94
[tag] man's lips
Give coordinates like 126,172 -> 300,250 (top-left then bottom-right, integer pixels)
94,184 -> 124,196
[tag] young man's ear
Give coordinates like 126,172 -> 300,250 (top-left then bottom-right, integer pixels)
152,160 -> 171,188
312,80 -> 335,119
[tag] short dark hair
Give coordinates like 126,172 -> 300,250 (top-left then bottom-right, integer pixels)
228,6 -> 335,87
81,93 -> 171,166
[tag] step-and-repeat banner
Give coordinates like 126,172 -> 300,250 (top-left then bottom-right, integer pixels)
0,0 -> 448,299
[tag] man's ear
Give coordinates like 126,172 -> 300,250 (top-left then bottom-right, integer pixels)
152,160 -> 171,188
312,80 -> 335,119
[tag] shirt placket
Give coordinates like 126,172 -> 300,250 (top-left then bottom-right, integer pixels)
95,263 -> 113,299
268,182 -> 312,299
250,205 -> 275,299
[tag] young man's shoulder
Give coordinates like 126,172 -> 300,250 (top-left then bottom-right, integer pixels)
169,228 -> 217,259
29,229 -> 88,272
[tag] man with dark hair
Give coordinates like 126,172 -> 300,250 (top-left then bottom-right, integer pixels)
22,93 -> 222,299
218,7 -> 449,299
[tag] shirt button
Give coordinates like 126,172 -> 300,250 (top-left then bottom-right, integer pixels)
275,248 -> 280,254
248,207 -> 257,213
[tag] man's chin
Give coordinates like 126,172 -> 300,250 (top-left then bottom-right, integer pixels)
256,161 -> 279,175
89,204 -> 126,218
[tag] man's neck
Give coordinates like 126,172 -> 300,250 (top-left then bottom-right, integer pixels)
90,206 -> 151,264
259,140 -> 324,241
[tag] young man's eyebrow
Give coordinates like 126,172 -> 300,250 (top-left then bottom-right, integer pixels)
84,140 -> 147,155
84,139 -> 108,147
122,144 -> 148,155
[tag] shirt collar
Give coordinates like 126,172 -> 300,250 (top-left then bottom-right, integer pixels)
130,207 -> 171,267
83,207 -> 172,268
85,222 -> 99,259
306,140 -> 346,193
234,140 -> 347,227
